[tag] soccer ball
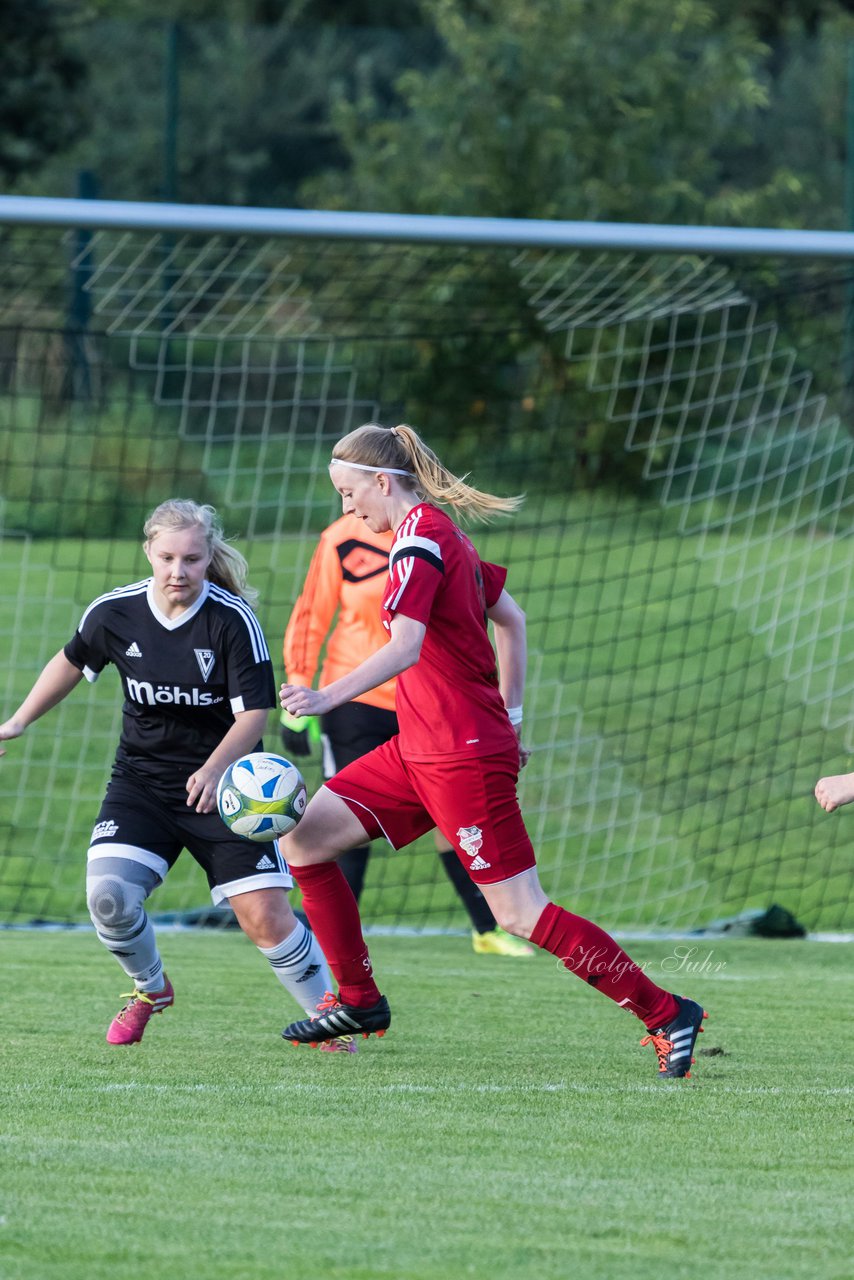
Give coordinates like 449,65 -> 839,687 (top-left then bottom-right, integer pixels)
216,752 -> 307,842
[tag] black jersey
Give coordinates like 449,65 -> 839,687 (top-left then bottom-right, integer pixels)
64,578 -> 276,791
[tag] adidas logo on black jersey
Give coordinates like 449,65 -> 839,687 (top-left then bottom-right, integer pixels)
125,641 -> 142,658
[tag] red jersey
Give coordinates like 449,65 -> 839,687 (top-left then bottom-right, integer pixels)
382,503 -> 517,762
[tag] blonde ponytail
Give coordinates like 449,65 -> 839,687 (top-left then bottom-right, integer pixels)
331,423 -> 523,522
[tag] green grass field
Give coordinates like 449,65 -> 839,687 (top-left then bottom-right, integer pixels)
2,930 -> 852,1280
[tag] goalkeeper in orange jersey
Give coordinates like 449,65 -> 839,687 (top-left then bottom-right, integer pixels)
281,511 -> 533,957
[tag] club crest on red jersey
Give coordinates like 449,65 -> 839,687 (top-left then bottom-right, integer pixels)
456,825 -> 483,855
457,825 -> 491,870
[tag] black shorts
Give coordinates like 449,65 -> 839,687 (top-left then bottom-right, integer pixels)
320,702 -> 399,777
86,773 -> 293,905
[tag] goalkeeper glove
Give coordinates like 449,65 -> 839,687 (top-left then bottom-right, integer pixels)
280,708 -> 315,758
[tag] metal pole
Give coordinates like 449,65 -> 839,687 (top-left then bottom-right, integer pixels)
161,22 -> 181,367
163,21 -> 180,203
66,169 -> 97,401
845,43 -> 854,410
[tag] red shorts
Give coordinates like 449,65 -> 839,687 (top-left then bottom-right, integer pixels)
325,736 -> 536,885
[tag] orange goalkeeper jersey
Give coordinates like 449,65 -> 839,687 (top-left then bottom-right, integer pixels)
283,514 -> 397,712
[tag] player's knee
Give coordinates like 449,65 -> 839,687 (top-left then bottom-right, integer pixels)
230,888 -> 297,948
278,827 -> 334,866
86,873 -> 148,931
488,905 -> 536,940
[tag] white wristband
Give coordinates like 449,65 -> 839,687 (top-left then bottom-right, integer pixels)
507,706 -> 523,726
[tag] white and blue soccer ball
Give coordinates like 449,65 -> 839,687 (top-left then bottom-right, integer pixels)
216,752 -> 307,842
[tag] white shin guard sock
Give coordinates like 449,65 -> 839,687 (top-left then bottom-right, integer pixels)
258,919 -> 333,1016
95,909 -> 164,991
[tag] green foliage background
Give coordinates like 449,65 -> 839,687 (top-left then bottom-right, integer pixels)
6,0 -> 854,231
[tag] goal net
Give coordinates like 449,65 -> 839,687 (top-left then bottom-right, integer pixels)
2,204 -> 853,933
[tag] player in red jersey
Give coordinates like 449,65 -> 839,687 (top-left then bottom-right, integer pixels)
280,512 -> 533,956
278,424 -> 708,1079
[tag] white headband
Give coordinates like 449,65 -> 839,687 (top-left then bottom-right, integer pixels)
329,458 -> 414,477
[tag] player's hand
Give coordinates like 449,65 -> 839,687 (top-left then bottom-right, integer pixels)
280,708 -> 314,758
280,683 -> 327,719
186,764 -> 220,813
814,773 -> 854,812
515,726 -> 531,770
0,718 -> 26,757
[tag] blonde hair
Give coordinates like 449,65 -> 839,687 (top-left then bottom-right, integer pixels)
143,499 -> 258,607
331,423 -> 523,522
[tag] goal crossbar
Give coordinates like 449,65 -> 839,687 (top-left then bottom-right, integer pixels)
2,195 -> 854,259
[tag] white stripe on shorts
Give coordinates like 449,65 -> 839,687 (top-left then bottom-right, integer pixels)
86,842 -> 170,882
211,870 -> 294,905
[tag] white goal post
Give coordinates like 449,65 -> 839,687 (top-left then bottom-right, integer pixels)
3,194 -> 854,256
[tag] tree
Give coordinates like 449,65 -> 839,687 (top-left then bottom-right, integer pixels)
302,0 -> 807,227
27,5 -> 441,207
0,0 -> 88,185
292,0 -> 854,497
710,0 -> 854,42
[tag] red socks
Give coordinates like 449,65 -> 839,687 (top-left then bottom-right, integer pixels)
530,902 -> 678,1030
289,861 -> 381,1008
291,866 -> 678,1029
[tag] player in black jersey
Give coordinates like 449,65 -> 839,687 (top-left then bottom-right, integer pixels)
0,499 -> 342,1047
